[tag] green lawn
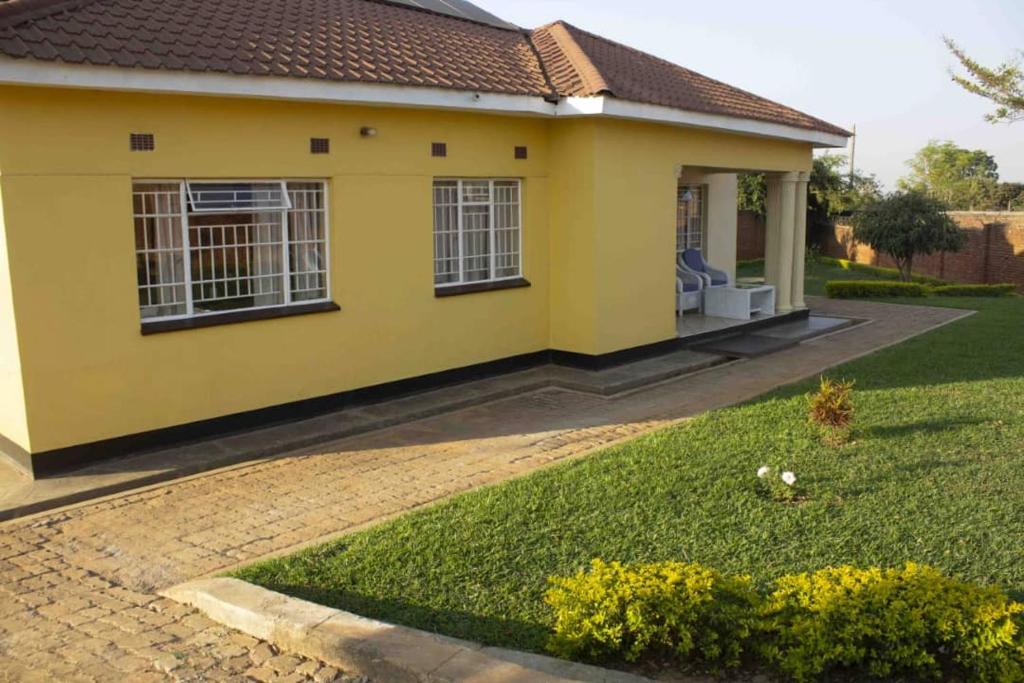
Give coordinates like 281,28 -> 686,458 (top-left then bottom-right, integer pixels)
736,256 -> 935,297
235,269 -> 1024,657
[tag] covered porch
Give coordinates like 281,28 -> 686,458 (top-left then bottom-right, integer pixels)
674,167 -> 812,339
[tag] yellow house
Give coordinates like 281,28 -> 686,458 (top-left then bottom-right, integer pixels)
0,0 -> 849,477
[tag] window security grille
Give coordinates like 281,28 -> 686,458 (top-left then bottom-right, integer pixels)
133,180 -> 328,320
676,184 -> 706,257
433,179 -> 521,287
185,181 -> 291,213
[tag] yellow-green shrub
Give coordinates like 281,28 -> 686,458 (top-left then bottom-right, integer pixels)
544,560 -> 760,668
825,280 -> 928,298
757,563 -> 1024,682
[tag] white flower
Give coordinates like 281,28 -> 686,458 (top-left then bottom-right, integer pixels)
757,466 -> 771,479
781,471 -> 797,486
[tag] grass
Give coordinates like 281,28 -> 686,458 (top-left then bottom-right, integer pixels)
736,255 -> 941,297
235,263 -> 1024,658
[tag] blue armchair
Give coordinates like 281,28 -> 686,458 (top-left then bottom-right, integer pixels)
678,248 -> 729,288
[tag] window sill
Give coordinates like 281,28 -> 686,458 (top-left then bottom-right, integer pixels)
141,301 -> 341,335
435,277 -> 531,298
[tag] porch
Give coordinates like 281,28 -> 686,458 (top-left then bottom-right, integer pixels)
673,166 -> 813,343
676,307 -> 794,341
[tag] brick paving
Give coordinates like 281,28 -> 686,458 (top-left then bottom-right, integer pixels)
0,299 -> 968,682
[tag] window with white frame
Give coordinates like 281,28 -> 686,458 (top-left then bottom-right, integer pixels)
133,180 -> 329,321
676,183 -> 707,258
433,179 -> 521,286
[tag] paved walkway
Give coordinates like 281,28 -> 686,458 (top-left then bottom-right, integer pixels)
0,299 -> 969,682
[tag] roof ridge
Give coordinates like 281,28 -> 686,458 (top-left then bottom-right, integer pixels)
368,0 -> 517,32
0,0 -> 103,29
533,20 -> 613,97
554,19 -> 848,134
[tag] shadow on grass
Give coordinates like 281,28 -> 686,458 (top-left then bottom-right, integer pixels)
252,582 -> 551,652
861,417 -> 989,439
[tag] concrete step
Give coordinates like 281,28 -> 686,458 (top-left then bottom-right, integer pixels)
692,315 -> 856,358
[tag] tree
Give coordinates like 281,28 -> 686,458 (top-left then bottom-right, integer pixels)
851,191 -> 966,281
809,154 -> 881,217
737,156 -> 880,219
988,182 -> 1024,211
737,173 -> 767,215
945,37 -> 1023,124
898,141 -> 999,210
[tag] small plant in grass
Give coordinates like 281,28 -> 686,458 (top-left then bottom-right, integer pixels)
756,466 -> 802,503
808,376 -> 855,445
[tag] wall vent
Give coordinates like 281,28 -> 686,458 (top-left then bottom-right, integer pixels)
431,142 -> 447,158
310,137 -> 330,154
514,146 -> 528,160
129,133 -> 155,152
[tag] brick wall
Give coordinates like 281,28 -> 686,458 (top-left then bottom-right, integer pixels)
737,210 -> 765,261
824,212 -> 1024,290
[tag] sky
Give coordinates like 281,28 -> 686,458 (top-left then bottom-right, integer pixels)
474,0 -> 1023,189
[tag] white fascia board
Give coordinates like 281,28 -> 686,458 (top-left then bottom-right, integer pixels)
0,58 -> 557,116
0,58 -> 850,147
557,96 -> 850,148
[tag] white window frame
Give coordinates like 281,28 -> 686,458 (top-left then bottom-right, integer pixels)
133,178 -> 331,322
677,183 -> 708,258
185,180 -> 292,213
433,178 -> 523,288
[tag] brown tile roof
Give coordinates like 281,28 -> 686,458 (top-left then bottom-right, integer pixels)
0,0 -> 849,137
0,0 -> 552,95
532,21 -> 849,137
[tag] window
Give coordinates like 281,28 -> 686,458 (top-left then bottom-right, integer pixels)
676,183 -> 706,257
433,179 -> 521,287
133,180 -> 329,321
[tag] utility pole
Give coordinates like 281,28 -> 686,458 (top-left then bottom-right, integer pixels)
848,123 -> 857,188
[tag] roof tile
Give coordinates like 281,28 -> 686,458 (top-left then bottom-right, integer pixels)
0,0 -> 848,136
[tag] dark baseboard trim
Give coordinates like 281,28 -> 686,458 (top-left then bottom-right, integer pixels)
550,338 -> 686,371
24,349 -> 550,478
15,308 -> 812,478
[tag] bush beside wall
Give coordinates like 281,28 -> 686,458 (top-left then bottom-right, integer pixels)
825,280 -> 929,298
824,280 -> 1017,299
930,283 -> 1016,297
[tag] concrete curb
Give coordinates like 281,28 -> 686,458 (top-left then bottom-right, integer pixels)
162,577 -> 651,683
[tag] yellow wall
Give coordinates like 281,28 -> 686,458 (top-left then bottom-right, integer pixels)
0,176 -> 30,450
547,119 -> 598,352
0,85 -> 812,458
586,119 -> 812,354
0,86 -> 551,453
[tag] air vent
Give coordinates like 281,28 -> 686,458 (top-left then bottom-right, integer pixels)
431,142 -> 447,158
129,133 -> 155,152
310,137 -> 330,154
514,146 -> 528,160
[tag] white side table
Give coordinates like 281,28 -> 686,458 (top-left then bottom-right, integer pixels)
703,285 -> 776,320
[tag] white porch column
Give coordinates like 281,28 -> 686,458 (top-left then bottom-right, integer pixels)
764,175 -> 783,300
791,171 -> 810,309
765,173 -> 798,312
